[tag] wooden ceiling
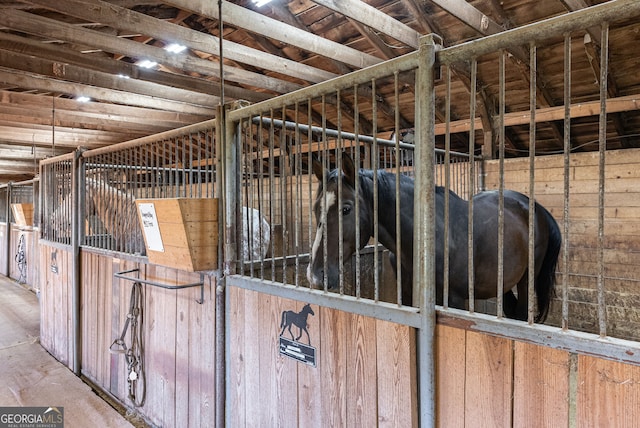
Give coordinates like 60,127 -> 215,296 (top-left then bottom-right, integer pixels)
0,0 -> 638,182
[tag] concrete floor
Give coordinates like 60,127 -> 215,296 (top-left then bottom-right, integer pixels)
0,276 -> 134,427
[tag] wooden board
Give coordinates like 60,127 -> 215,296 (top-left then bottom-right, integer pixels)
136,198 -> 218,271
227,288 -> 417,427
513,342 -> 570,428
10,203 -> 34,227
577,355 -> 640,427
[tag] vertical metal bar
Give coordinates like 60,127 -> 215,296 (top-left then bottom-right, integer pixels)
562,32 -> 572,331
268,108 -> 276,281
321,96 -> 329,293
279,106 -> 288,284
371,78 -> 379,302
468,59 -> 477,313
71,150 -> 82,375
528,42 -> 537,324
497,50 -> 506,319
597,23 -> 609,337
353,86 -> 362,299
443,65 -> 451,309
3,182 -> 11,276
414,34 -> 439,428
337,89 -> 345,296
394,71 -> 403,305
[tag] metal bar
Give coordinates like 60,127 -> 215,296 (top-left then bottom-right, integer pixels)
372,78 -> 380,302
467,59 -> 477,313
443,65 -> 451,309
3,183 -> 11,276
228,275 -> 422,328
528,42 -> 537,324
597,23 -> 609,337
71,150 -> 82,375
437,308 -> 640,366
562,32 -> 572,331
82,119 -> 218,158
394,71 -> 403,306
497,50 -> 505,319
413,34 -> 439,428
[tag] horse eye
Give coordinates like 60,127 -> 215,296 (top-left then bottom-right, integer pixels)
342,205 -> 352,216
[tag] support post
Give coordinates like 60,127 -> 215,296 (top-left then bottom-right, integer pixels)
71,149 -> 83,375
4,182 -> 11,277
413,34 -> 440,428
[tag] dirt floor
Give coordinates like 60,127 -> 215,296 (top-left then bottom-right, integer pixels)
0,276 -> 135,427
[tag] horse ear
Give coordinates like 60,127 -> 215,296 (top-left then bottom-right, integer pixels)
341,151 -> 357,187
311,156 -> 324,181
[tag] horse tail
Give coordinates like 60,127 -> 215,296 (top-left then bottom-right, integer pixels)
535,203 -> 562,323
280,311 -> 287,329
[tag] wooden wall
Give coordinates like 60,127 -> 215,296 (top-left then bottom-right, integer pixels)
80,250 -> 216,427
38,246 -> 216,427
39,242 -> 74,367
484,148 -> 640,340
436,323 -> 640,427
9,226 -> 39,290
228,286 -> 417,427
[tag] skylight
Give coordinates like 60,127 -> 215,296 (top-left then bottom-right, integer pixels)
76,96 -> 91,103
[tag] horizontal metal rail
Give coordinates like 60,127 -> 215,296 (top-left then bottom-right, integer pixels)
115,268 -> 204,304
437,307 -> 640,366
228,275 -> 422,328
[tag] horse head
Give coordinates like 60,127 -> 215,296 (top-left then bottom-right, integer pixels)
306,152 -> 373,289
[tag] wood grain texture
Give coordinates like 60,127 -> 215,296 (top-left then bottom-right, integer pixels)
376,319 -> 417,428
577,355 -> 640,428
513,342 -> 570,428
464,332 -> 513,428
435,324 -> 466,427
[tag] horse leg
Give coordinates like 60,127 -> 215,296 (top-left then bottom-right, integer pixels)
503,290 -> 518,319
295,327 -> 303,341
505,275 -> 529,321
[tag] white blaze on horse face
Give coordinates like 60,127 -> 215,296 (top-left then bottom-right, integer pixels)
307,190 -> 336,286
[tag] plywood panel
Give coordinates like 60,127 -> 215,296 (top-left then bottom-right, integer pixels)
577,355 -> 640,427
513,342 -> 570,428
464,332 -> 513,428
435,324 -> 466,427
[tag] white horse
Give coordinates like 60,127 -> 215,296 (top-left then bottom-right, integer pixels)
241,207 -> 271,261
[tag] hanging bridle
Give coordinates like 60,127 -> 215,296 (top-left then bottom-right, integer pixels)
110,281 -> 145,407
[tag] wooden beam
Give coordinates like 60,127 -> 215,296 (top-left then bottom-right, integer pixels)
164,0 -> 382,69
426,0 -> 504,35
434,94 -> 640,135
312,0 -> 420,48
24,0 -> 338,84
0,48 -> 218,108
0,8 -> 301,94
0,68 -> 216,115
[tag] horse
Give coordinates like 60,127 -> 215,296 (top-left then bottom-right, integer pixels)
280,303 -> 315,344
306,151 -> 561,323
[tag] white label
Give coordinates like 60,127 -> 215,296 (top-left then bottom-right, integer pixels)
138,203 -> 164,252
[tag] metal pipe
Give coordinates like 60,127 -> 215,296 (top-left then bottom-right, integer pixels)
497,50 -> 505,319
71,150 -> 82,375
4,182 -> 11,277
597,23 -> 609,338
413,34 -> 440,428
562,33 -> 572,331
528,42 -> 537,324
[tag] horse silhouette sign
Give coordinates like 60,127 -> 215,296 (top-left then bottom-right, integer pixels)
278,303 -> 317,367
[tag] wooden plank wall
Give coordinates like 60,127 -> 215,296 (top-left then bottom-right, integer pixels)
80,250 -> 216,427
436,324 -> 640,427
9,226 -> 40,291
0,223 -> 7,276
228,287 -> 417,427
39,242 -> 74,368
483,148 -> 640,340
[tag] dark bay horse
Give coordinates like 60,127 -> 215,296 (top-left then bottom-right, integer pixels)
306,152 -> 561,322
